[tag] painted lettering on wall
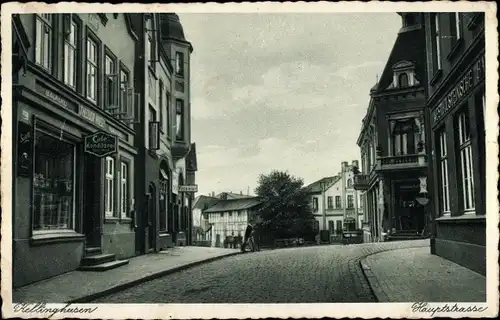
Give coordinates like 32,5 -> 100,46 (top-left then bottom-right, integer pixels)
78,105 -> 106,128
17,121 -> 33,177
45,89 -> 68,108
432,55 -> 485,124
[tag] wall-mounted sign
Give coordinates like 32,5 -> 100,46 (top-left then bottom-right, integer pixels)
419,176 -> 428,194
84,131 -> 117,157
17,121 -> 33,177
79,105 -> 106,128
432,55 -> 485,125
179,185 -> 198,193
172,169 -> 180,195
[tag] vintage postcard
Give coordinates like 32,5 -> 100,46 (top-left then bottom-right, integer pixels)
1,1 -> 499,319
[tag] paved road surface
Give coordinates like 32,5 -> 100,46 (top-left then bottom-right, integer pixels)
92,240 -> 428,303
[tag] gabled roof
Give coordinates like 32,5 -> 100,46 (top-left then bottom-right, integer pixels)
204,197 -> 263,213
193,195 -> 220,210
373,22 -> 426,95
215,192 -> 254,200
304,176 -> 341,194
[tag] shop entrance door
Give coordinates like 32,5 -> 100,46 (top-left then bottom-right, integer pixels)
395,183 -> 425,232
83,154 -> 101,248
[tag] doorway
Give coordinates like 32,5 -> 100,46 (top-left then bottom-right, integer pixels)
395,183 -> 425,232
83,154 -> 101,248
147,184 -> 157,252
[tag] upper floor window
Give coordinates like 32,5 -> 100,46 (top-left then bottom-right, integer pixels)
119,68 -> 130,115
347,195 -> 354,208
120,161 -> 130,218
312,197 -> 318,211
175,52 -> 184,76
450,12 -> 462,42
147,29 -> 155,69
63,17 -> 77,89
104,54 -> 117,110
335,196 -> 341,208
398,73 -> 409,87
438,129 -> 450,215
105,156 -> 115,218
86,38 -> 99,102
159,81 -> 164,133
327,196 -> 333,209
176,99 -> 184,140
347,179 -> 352,188
432,14 -> 442,71
35,14 -> 52,70
392,119 -> 417,155
166,92 -> 171,138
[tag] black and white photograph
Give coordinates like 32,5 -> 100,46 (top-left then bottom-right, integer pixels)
1,1 -> 498,319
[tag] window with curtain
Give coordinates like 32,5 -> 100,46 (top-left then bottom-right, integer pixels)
457,110 -> 475,213
392,119 -> 417,155
35,14 -> 52,70
33,130 -> 75,231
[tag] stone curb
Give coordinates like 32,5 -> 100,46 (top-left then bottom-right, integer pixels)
359,245 -> 429,303
68,251 -> 243,303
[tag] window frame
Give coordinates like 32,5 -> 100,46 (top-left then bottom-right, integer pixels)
120,160 -> 130,219
398,73 -> 409,88
104,50 -> 118,111
166,91 -> 171,139
327,196 -> 333,209
105,156 -> 116,218
85,33 -> 100,104
438,129 -> 450,215
456,110 -> 475,214
175,51 -> 184,77
347,195 -> 354,209
175,98 -> 184,140
433,13 -> 442,71
159,80 -> 164,133
312,197 -> 318,211
335,196 -> 341,209
63,16 -> 78,89
35,13 -> 53,71
32,127 -> 77,232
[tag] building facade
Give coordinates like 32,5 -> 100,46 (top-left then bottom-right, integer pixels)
192,194 -> 220,244
354,13 -> 431,243
203,198 -> 263,248
424,12 -> 485,275
305,161 -> 364,241
130,13 -> 196,254
12,13 -> 139,287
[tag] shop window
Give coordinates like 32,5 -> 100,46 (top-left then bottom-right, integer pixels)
335,196 -> 341,208
438,129 -> 450,215
105,156 -> 115,218
86,37 -> 98,102
63,17 -> 77,89
176,99 -> 184,140
33,130 -> 75,231
312,197 -> 318,211
35,14 -> 52,70
327,196 -> 333,209
457,110 -> 475,213
175,51 -> 184,76
120,161 -> 129,218
347,195 -> 354,208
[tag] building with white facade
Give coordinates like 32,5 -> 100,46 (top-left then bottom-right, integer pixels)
191,195 -> 220,243
305,161 -> 364,239
203,197 -> 263,248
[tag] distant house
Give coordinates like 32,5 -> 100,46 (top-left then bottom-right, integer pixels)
304,161 -> 364,238
203,197 -> 263,248
191,195 -> 221,243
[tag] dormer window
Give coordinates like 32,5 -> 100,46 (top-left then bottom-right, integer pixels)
391,60 -> 419,89
398,73 -> 409,87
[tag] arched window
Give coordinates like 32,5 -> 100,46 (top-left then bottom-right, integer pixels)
393,119 -> 417,155
347,179 -> 353,188
398,73 -> 409,87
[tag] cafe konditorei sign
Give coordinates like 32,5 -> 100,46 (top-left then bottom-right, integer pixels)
84,131 -> 118,157
432,55 -> 485,125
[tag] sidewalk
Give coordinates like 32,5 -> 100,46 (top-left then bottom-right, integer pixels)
13,246 -> 241,303
361,247 -> 486,302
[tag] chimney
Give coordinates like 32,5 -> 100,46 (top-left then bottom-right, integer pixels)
341,161 -> 348,171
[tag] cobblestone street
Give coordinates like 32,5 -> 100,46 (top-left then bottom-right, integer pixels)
92,240 -> 428,303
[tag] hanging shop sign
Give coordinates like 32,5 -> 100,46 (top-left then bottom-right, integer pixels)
179,185 -> 198,193
84,131 -> 118,157
432,54 -> 485,125
17,121 -> 33,177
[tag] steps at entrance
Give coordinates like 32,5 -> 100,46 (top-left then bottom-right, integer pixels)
387,230 -> 426,241
80,247 -> 129,272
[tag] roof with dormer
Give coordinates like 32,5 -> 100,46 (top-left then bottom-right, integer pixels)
372,16 -> 426,94
159,13 -> 194,52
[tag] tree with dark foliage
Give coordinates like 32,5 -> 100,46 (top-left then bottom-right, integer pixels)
255,170 -> 316,240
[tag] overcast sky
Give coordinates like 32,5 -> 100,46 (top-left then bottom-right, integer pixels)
178,13 -> 401,196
